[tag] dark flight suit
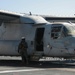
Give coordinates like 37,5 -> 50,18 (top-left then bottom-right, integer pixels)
18,39 -> 28,64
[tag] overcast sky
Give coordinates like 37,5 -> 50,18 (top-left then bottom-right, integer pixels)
0,0 -> 75,16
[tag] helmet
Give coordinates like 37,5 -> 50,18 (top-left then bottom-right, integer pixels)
21,37 -> 25,40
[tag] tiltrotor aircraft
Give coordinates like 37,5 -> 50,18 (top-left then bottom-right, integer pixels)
0,10 -> 75,61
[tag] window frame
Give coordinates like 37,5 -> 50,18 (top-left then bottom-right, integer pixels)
51,24 -> 63,39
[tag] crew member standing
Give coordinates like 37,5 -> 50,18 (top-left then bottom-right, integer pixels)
18,37 -> 28,64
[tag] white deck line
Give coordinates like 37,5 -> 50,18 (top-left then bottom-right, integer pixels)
0,69 -> 45,74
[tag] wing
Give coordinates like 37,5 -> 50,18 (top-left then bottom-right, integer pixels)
0,10 -> 22,23
0,10 -> 48,24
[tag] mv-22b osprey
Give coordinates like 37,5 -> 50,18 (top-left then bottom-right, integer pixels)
0,10 -> 75,61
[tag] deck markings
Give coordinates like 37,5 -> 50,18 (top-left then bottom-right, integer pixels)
0,69 -> 45,74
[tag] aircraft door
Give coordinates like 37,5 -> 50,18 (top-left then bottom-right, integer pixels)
35,28 -> 45,51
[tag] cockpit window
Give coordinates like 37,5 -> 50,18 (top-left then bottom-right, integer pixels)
68,26 -> 75,31
62,26 -> 69,37
62,26 -> 75,37
51,25 -> 62,39
51,24 -> 74,39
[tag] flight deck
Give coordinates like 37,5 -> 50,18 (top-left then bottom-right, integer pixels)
0,56 -> 75,75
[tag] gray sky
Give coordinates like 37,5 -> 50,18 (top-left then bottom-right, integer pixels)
0,0 -> 75,16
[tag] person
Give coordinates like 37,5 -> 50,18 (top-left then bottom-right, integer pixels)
18,37 -> 28,64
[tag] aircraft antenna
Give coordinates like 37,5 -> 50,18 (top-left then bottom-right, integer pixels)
29,12 -> 32,15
